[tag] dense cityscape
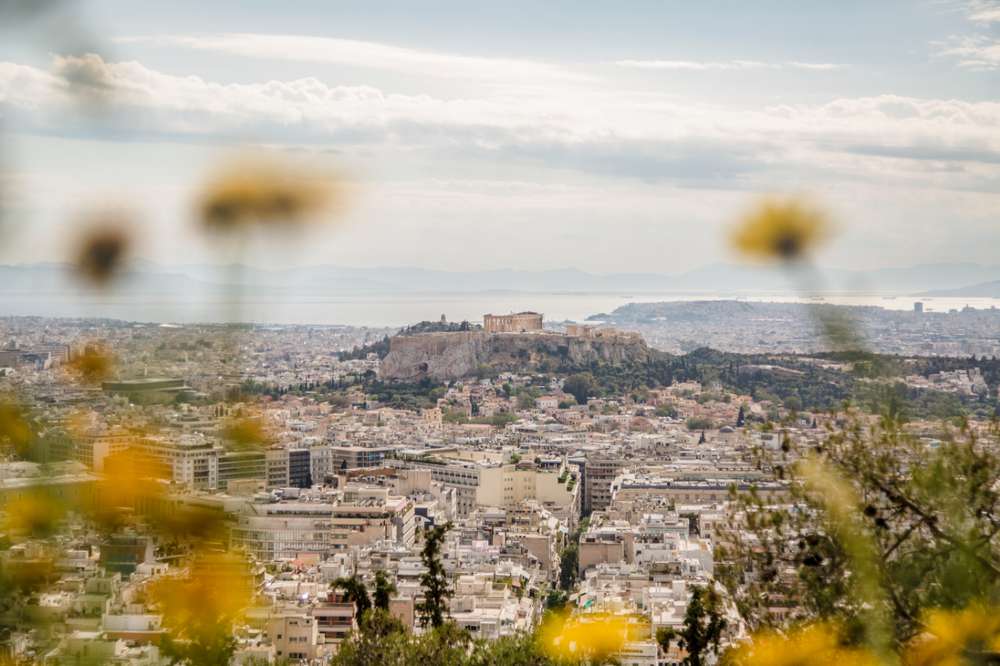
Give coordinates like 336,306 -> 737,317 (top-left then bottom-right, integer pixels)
1,306 -> 998,664
2,1 -> 999,664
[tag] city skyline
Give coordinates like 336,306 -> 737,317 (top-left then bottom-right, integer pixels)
2,5 -> 999,663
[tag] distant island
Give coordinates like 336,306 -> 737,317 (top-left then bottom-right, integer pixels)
587,300 -> 1000,357
921,279 -> 1000,298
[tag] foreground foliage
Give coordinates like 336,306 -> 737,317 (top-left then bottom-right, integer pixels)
717,408 -> 1000,663
332,609 -> 638,666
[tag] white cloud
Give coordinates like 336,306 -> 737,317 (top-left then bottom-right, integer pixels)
614,59 -> 771,70
934,1 -> 1000,68
964,0 -> 1000,22
787,61 -> 845,70
1,54 -> 997,192
121,34 -> 848,79
614,59 -> 845,71
937,35 -> 1000,69
114,33 -> 590,85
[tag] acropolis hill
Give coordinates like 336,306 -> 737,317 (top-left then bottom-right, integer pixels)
380,312 -> 652,381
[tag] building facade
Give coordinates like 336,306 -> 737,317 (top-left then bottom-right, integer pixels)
217,451 -> 267,492
483,312 -> 543,333
135,435 -> 220,491
584,457 -> 625,514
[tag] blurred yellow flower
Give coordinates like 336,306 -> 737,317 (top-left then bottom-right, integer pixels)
729,623 -> 880,666
66,344 -> 114,384
0,401 -> 33,457
539,612 -> 646,662
197,156 -> 343,233
2,491 -> 66,538
731,197 -> 831,262
150,551 -> 254,647
2,556 -> 56,593
71,212 -> 133,287
90,447 -> 228,543
89,447 -> 167,530
905,605 -> 1000,666
221,415 -> 271,450
796,456 -> 890,649
152,503 -> 231,545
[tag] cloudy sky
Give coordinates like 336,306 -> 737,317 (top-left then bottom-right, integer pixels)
0,0 -> 998,274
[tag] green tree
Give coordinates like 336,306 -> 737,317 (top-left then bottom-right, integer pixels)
373,569 -> 397,612
717,409 -> 1000,652
558,544 -> 579,591
159,631 -> 236,666
329,610 -> 412,666
417,522 -> 453,628
686,417 -> 714,431
562,373 -> 596,405
783,394 -> 803,412
334,575 -> 372,620
515,387 -> 542,410
332,616 -> 562,666
467,631 -> 558,666
655,402 -> 678,418
545,589 -> 569,610
657,586 -> 727,666
656,627 -> 678,658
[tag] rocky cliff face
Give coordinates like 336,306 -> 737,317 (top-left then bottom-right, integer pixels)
380,331 -> 653,381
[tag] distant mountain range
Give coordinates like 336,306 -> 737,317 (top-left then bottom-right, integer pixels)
921,280 -> 1000,298
3,260 -> 1000,296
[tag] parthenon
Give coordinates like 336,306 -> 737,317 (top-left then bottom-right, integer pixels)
483,312 -> 544,333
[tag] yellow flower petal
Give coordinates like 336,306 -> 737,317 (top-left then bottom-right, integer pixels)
731,623 -> 880,666
71,211 -> 134,288
150,551 -> 254,646
197,156 -> 344,234
66,343 -> 115,384
731,197 -> 831,262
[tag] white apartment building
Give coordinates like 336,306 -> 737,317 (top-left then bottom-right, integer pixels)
74,432 -> 134,471
134,434 -> 220,491
266,611 -> 324,663
231,488 -> 415,561
610,472 -> 790,506
397,451 -> 579,518
309,445 -> 334,483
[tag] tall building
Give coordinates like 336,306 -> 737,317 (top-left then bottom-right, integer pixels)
264,448 -> 316,490
288,449 -> 312,488
134,435 -> 220,491
99,535 -> 154,575
914,301 -> 924,314
266,448 -> 290,490
583,457 -> 625,514
309,445 -> 334,485
74,432 -> 135,471
217,451 -> 266,492
329,445 -> 394,471
230,488 -> 415,561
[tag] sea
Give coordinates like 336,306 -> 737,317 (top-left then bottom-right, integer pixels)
2,290 -> 999,328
